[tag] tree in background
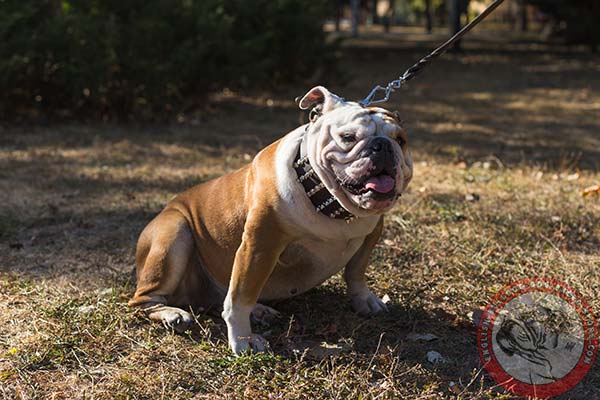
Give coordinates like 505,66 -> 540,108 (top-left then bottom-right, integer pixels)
383,0 -> 396,33
526,0 -> 600,51
0,0 -> 335,120
372,0 -> 380,24
351,0 -> 360,37
448,0 -> 470,49
409,0 -> 447,33
425,0 -> 433,33
518,0 -> 527,32
449,0 -> 462,37
334,0 -> 343,31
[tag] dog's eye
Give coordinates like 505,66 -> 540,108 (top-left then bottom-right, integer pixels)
340,133 -> 356,144
396,137 -> 406,146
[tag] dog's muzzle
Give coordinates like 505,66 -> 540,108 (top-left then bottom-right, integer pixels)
336,137 -> 398,201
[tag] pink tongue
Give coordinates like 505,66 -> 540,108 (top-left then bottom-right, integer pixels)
365,175 -> 395,193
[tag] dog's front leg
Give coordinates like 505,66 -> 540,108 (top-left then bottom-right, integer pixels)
344,216 -> 388,316
222,208 -> 289,355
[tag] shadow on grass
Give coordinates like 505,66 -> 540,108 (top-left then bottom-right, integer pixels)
245,286 -> 485,388
3,36 -> 600,171
182,282 -> 597,398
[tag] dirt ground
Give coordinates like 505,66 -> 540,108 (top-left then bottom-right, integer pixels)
1,29 -> 599,399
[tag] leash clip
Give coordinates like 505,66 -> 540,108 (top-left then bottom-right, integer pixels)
357,0 -> 505,107
359,78 -> 405,107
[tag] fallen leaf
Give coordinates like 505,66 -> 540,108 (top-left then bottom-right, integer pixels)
467,308 -> 485,327
449,381 -> 461,394
315,324 -> 337,336
566,173 -> 579,181
407,333 -> 439,342
373,379 -> 392,390
97,288 -> 114,297
78,305 -> 96,314
535,171 -> 544,180
426,350 -> 446,364
465,193 -> 480,202
311,342 -> 346,358
582,184 -> 600,197
292,341 -> 349,359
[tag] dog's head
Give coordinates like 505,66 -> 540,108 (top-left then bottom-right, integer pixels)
299,86 -> 413,217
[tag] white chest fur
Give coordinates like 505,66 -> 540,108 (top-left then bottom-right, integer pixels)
274,126 -> 380,241
259,235 -> 365,300
262,128 -> 380,300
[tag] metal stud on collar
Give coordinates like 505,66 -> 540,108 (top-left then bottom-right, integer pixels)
298,168 -> 316,183
306,182 -> 325,197
293,143 -> 356,222
293,156 -> 309,168
316,197 -> 335,212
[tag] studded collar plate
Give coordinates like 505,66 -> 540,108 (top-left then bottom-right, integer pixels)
293,138 -> 355,221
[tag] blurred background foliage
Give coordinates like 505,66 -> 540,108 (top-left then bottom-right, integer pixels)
526,0 -> 600,49
1,0 -> 597,121
0,0 -> 333,121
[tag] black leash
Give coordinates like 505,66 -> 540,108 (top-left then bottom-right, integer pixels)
359,0 -> 505,107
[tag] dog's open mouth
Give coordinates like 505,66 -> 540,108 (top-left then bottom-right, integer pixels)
364,175 -> 395,194
337,171 -> 397,200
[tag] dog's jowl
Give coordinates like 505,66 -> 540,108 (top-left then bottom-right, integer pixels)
129,86 -> 413,355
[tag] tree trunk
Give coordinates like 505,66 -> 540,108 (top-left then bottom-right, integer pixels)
373,0 -> 379,25
50,0 -> 62,16
334,0 -> 342,32
449,0 -> 462,49
425,0 -> 433,33
519,0 -> 528,32
384,0 -> 395,33
351,0 -> 360,37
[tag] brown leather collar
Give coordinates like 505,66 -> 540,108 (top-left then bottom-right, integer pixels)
293,142 -> 355,221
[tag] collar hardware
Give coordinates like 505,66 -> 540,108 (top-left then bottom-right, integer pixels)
293,142 -> 355,222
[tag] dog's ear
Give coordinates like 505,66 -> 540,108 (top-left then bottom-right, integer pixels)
296,86 -> 343,112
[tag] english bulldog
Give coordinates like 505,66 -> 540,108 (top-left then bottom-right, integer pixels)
129,86 -> 413,354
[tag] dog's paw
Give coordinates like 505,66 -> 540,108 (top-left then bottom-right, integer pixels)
251,303 -> 281,325
230,333 -> 270,355
146,305 -> 194,333
350,290 -> 389,316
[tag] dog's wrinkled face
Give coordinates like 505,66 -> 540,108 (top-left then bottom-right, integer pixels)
299,86 -> 413,217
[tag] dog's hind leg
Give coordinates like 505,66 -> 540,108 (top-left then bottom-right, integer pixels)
129,209 -> 195,333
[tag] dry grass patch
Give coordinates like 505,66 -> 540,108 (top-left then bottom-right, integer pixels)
1,33 -> 599,399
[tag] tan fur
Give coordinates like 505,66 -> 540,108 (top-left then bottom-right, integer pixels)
130,140 -> 288,312
129,88 -> 412,354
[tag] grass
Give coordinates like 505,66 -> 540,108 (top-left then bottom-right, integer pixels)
1,29 -> 599,399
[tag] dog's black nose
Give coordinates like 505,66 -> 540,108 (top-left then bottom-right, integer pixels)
361,137 -> 396,175
371,140 -> 383,152
362,137 -> 392,157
